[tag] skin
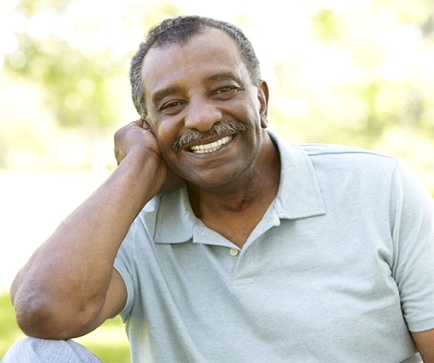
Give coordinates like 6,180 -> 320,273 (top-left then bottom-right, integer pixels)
8,27 -> 434,361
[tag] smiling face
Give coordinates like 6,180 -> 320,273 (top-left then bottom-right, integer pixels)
141,28 -> 269,191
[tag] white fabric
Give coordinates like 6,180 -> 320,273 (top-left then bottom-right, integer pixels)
1,338 -> 103,363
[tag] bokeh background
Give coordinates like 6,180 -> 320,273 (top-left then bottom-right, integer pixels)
1,0 -> 434,360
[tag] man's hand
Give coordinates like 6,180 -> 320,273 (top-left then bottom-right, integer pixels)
114,119 -> 185,194
114,119 -> 158,165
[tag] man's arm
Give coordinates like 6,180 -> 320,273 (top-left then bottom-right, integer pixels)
10,120 -> 182,339
412,330 -> 434,363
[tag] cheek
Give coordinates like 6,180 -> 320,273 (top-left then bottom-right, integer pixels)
153,119 -> 178,150
154,125 -> 184,170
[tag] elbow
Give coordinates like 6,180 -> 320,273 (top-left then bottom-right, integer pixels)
14,291 -> 69,339
14,295 -> 59,339
13,289 -> 101,340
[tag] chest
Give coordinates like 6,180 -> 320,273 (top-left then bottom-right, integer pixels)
129,217 -> 413,362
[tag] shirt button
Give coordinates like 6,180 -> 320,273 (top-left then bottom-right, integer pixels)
229,248 -> 239,256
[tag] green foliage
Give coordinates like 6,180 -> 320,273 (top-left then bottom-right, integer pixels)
270,0 -> 434,146
312,9 -> 343,42
0,292 -> 24,358
0,292 -> 130,362
6,28 -> 123,130
1,0 -> 182,169
4,0 -> 181,131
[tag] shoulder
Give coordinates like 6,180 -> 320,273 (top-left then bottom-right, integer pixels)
270,130 -> 401,187
269,129 -> 398,167
295,143 -> 432,207
297,143 -> 400,175
300,143 -> 396,161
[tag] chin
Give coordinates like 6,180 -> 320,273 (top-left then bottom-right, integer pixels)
187,170 -> 245,192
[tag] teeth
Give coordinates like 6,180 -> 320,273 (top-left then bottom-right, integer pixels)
190,136 -> 232,154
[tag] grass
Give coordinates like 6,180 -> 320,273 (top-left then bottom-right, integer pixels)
0,291 -> 131,362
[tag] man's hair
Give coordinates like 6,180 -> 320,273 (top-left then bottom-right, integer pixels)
130,15 -> 261,117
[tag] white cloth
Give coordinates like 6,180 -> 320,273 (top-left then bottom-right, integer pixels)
1,338 -> 103,363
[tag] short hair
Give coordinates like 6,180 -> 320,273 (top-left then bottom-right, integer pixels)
130,15 -> 261,117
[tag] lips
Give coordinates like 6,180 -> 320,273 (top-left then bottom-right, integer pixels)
190,136 -> 233,154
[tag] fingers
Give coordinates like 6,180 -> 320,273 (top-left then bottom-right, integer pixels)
140,118 -> 153,132
131,119 -> 144,128
140,118 -> 148,128
114,119 -> 156,166
131,118 -> 152,132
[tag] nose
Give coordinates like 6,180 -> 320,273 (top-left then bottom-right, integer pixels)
184,96 -> 222,131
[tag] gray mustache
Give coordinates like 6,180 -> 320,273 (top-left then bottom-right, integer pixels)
172,121 -> 249,151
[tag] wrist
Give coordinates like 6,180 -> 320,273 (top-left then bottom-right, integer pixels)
116,149 -> 165,200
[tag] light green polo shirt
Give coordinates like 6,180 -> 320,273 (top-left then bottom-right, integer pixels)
114,131 -> 434,362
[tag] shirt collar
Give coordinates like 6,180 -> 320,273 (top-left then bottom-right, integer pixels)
154,130 -> 326,244
269,130 -> 326,219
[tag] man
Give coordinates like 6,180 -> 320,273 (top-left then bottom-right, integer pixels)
3,15 -> 434,363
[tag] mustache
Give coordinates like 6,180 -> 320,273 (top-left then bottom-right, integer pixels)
172,120 -> 249,151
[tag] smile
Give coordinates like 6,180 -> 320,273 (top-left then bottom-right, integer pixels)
190,136 -> 233,154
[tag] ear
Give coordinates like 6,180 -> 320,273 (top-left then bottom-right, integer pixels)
258,81 -> 269,128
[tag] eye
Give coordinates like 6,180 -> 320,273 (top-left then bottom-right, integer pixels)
160,100 -> 185,114
212,86 -> 241,98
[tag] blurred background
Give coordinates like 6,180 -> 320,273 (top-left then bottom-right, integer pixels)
1,0 -> 434,360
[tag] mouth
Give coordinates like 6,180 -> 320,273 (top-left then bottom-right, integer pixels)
189,135 -> 233,154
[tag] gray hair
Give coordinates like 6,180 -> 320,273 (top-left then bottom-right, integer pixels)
129,15 -> 261,117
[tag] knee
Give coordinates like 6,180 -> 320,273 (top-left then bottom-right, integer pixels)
3,338 -> 37,361
2,338 -> 64,362
2,337 -> 101,363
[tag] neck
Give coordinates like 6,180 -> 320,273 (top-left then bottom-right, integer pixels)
187,135 -> 280,247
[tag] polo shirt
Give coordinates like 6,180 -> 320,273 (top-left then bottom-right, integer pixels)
114,131 -> 434,362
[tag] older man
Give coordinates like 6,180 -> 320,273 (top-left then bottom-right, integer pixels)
3,15 -> 434,363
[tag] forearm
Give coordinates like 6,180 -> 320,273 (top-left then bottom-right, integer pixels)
11,152 -> 159,338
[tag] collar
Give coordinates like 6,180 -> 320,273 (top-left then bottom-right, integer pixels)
269,129 -> 326,219
153,130 -> 326,244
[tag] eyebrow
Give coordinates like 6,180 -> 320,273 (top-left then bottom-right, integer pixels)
152,86 -> 181,107
208,72 -> 241,83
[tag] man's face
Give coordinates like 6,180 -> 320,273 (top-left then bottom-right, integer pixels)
141,28 -> 268,190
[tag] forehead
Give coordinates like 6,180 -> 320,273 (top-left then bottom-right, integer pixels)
140,28 -> 248,98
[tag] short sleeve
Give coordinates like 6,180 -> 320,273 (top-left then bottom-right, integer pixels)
114,223 -> 138,322
390,161 -> 434,332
